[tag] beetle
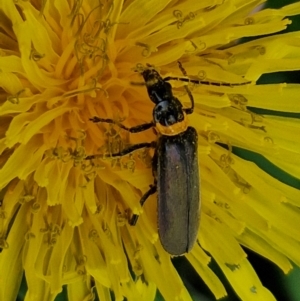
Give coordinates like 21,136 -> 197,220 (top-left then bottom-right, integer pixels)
86,62 -> 250,255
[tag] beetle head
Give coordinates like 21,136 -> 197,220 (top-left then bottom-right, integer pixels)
142,68 -> 173,104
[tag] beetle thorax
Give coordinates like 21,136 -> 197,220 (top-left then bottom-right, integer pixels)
153,99 -> 188,136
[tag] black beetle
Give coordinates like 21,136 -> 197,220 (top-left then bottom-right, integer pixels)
87,63 -> 250,255
87,63 -> 200,255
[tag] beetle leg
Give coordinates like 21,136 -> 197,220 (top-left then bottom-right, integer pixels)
130,184 -> 157,225
90,117 -> 154,133
177,61 -> 194,115
85,141 -> 156,159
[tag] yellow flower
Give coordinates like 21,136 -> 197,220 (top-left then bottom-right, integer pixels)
1,0 -> 300,300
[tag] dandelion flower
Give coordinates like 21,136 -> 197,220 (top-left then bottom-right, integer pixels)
1,1 -> 300,301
